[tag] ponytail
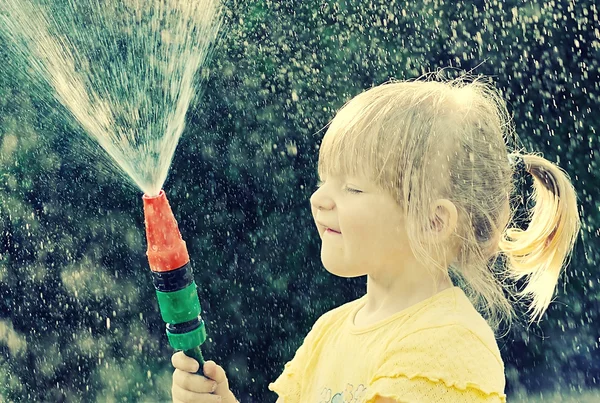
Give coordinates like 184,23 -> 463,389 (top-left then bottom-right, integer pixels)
498,154 -> 581,324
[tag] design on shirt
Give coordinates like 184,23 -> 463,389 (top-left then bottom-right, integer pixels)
319,383 -> 367,403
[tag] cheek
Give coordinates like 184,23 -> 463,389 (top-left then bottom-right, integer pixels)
367,219 -> 405,252
341,211 -> 369,233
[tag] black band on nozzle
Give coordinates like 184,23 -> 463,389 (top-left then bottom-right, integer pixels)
151,263 -> 194,292
167,316 -> 203,334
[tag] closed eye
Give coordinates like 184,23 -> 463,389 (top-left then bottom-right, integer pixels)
316,180 -> 362,194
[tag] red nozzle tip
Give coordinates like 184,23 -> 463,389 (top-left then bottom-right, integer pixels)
142,190 -> 190,272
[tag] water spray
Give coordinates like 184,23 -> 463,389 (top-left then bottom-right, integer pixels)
143,190 -> 206,375
0,0 -> 224,378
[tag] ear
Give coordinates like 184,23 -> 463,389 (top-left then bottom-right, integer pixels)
429,199 -> 458,239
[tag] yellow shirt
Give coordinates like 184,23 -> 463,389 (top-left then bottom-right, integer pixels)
268,286 -> 506,402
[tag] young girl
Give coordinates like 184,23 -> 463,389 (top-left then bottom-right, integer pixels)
170,75 -> 581,403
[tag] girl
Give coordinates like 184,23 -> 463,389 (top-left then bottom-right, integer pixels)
171,74 -> 581,403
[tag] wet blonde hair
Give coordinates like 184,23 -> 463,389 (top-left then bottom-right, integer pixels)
317,73 -> 581,334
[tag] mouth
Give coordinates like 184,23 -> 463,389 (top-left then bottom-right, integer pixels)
317,221 -> 341,234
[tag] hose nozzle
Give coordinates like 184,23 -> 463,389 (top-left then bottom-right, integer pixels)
143,190 -> 190,272
142,189 -> 206,372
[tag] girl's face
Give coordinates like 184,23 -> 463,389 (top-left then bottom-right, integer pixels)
309,174 -> 414,279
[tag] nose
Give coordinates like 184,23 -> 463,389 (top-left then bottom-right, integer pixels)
310,187 -> 334,212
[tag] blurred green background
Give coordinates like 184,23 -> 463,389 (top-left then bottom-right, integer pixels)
0,0 -> 599,401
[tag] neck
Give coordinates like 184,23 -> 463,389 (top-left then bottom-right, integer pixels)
361,264 -> 454,317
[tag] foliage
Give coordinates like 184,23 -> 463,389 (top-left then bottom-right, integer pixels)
0,0 -> 599,401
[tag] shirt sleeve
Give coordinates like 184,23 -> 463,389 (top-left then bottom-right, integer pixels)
363,374 -> 506,403
268,312 -> 330,403
363,324 -> 507,403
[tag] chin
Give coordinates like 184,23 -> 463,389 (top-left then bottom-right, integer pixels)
328,271 -> 364,279
321,262 -> 365,278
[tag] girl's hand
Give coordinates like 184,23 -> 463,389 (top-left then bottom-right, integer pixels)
171,351 -> 239,403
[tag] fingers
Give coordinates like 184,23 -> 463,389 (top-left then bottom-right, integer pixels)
173,369 -> 217,394
202,360 -> 228,384
172,383 -> 222,403
171,354 -> 233,403
172,351 -> 200,373
202,361 -> 232,396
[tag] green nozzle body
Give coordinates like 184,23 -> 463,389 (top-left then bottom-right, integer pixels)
156,280 -> 207,350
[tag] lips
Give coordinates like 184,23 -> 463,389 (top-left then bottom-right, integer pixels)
317,221 -> 341,234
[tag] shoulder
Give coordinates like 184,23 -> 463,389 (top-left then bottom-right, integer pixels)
300,296 -> 363,343
311,296 -> 364,329
365,324 -> 508,402
377,324 -> 505,396
406,287 -> 503,365
401,323 -> 505,373
407,323 -> 503,365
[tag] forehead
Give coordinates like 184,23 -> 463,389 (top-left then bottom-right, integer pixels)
318,170 -> 372,181
318,143 -> 381,180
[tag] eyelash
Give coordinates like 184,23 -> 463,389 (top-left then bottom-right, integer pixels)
316,181 -> 362,194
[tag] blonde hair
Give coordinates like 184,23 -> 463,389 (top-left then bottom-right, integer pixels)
317,73 -> 581,335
